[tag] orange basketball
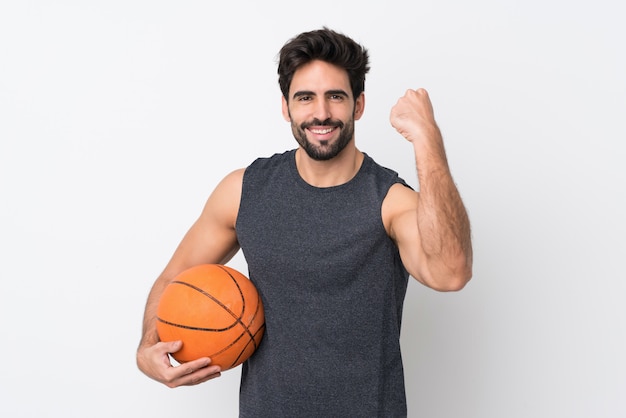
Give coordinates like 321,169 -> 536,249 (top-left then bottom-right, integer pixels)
156,264 -> 265,371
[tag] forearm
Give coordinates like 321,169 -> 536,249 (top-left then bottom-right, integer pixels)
138,277 -> 169,348
414,136 -> 473,288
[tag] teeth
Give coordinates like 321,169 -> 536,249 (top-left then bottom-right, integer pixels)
310,128 -> 334,134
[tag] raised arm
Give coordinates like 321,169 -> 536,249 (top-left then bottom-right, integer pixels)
386,88 -> 472,291
136,168 -> 244,387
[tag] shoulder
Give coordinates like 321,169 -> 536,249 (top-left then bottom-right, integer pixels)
357,153 -> 417,235
215,149 -> 295,194
211,168 -> 245,201
217,151 -> 295,209
201,168 -> 246,227
362,153 -> 412,192
242,150 -> 296,192
381,181 -> 419,240
245,150 -> 295,172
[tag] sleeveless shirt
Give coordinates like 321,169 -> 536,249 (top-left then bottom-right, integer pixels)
236,149 -> 411,417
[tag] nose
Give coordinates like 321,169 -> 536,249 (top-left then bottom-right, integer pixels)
312,98 -> 332,122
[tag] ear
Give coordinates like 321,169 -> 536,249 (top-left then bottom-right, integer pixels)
354,93 -> 365,121
281,96 -> 291,122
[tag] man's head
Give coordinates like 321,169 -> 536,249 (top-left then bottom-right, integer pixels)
278,27 -> 370,102
278,28 -> 370,161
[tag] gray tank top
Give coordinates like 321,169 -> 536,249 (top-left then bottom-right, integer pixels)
236,149 -> 410,417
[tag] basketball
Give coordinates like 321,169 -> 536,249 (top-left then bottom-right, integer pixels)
156,264 -> 265,371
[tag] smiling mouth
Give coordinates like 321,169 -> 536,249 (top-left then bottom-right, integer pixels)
308,127 -> 336,135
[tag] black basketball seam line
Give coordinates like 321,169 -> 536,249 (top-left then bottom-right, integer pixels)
159,276 -> 244,331
207,293 -> 266,368
215,265 -> 260,350
228,323 -> 267,368
216,319 -> 266,368
158,265 -> 265,367
156,277 -> 262,337
156,317 -> 230,332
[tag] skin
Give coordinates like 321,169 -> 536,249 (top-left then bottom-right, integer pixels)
136,59 -> 473,388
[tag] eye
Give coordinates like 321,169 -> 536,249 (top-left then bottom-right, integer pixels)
297,95 -> 312,102
329,94 -> 345,101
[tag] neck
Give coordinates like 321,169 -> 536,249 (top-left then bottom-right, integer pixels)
295,144 -> 364,188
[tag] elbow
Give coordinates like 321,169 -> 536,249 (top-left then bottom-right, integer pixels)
424,256 -> 473,292
445,256 -> 473,291
443,248 -> 473,291
440,270 -> 472,291
428,273 -> 470,292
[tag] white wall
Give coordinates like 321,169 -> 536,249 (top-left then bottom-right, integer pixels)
1,1 -> 624,417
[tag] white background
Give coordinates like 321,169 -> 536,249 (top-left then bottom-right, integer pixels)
1,1 -> 625,417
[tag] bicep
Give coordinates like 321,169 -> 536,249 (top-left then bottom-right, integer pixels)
158,169 -> 244,281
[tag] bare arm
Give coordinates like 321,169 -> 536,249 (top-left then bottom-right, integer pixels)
387,89 -> 472,291
136,168 -> 244,387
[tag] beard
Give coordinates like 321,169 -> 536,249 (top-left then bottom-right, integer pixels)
290,116 -> 355,161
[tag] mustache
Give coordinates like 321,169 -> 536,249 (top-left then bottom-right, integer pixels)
300,118 -> 344,130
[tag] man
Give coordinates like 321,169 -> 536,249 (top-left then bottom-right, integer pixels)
137,27 -> 472,416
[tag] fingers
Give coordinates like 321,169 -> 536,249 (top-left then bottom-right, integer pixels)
165,357 -> 222,388
405,87 -> 428,97
180,361 -> 222,387
401,88 -> 433,112
138,341 -> 222,388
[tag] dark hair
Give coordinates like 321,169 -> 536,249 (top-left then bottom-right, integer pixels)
277,27 -> 370,101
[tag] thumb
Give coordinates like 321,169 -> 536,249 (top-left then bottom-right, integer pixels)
161,339 -> 183,354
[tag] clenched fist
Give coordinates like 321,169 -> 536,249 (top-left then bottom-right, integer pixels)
390,88 -> 441,146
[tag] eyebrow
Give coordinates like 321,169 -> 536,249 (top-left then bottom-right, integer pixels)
292,89 -> 350,100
